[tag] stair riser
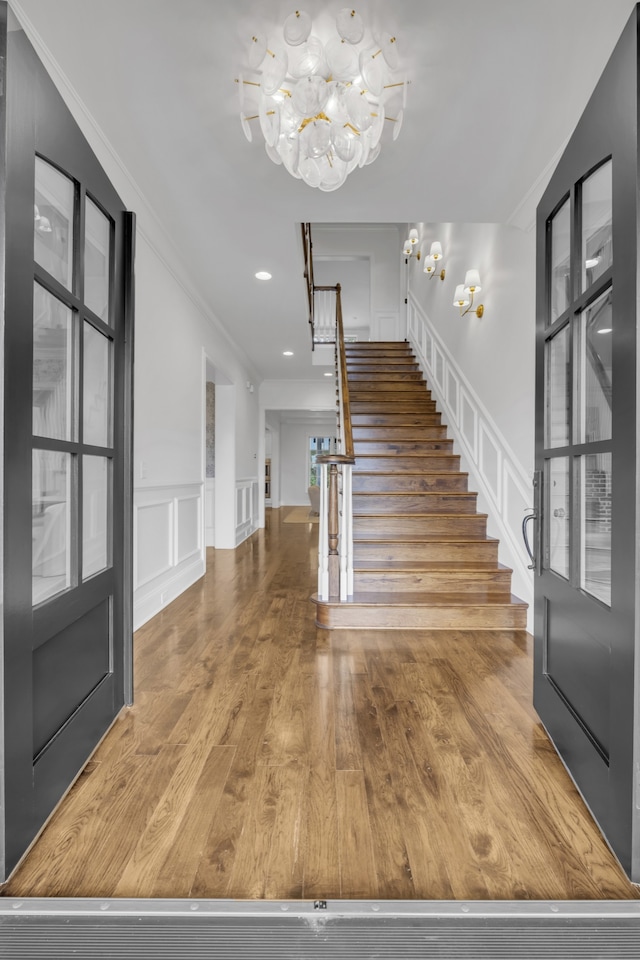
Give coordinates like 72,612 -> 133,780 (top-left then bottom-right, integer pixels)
353,572 -> 512,595
352,414 -> 442,427
347,364 -> 420,373
349,376 -> 426,385
352,541 -> 500,563
352,474 -> 469,493
349,384 -> 429,395
344,343 -> 415,360
315,603 -> 527,630
348,372 -> 425,382
345,349 -> 416,356
352,426 -> 448,440
353,440 -> 453,455
353,494 -> 477,515
351,401 -> 438,413
353,516 -> 487,537
354,456 -> 460,472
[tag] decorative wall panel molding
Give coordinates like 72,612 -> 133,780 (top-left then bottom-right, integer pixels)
408,295 -> 533,606
133,482 -> 205,629
236,478 -> 259,547
205,478 -> 215,547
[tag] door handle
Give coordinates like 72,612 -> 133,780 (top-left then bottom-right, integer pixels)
522,470 -> 543,574
522,511 -> 536,570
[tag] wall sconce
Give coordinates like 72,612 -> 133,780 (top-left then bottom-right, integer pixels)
402,228 -> 421,260
453,269 -> 484,318
423,241 -> 445,281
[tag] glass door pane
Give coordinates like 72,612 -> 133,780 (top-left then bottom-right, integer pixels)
83,455 -> 110,579
580,453 -> 612,606
32,449 -> 73,604
545,324 -> 570,448
33,283 -> 76,441
550,198 -> 571,322
34,157 -> 75,290
84,196 -> 111,322
546,457 -> 570,579
577,288 -> 613,443
582,160 -> 613,290
83,322 -> 112,447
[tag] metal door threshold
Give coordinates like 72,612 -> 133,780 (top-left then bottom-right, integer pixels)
1,899 -> 640,959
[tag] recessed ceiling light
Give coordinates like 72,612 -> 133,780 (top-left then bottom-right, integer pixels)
597,327 -> 613,335
324,372 -> 332,377
255,271 -> 272,280
283,350 -> 294,356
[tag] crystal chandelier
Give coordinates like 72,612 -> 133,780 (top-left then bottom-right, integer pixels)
237,8 -> 408,191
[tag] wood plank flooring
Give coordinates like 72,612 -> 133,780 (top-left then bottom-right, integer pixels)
2,509 -> 638,900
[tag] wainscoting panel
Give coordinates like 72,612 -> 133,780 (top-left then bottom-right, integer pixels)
134,482 -> 205,630
205,478 -> 215,547
461,390 -> 477,459
176,495 -> 200,565
135,500 -> 173,589
236,478 -> 259,547
408,295 -> 534,617
479,423 -> 501,504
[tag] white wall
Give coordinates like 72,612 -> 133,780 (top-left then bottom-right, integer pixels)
312,225 -> 404,340
407,222 -> 535,473
279,419 -> 337,506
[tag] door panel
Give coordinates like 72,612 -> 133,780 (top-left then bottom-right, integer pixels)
534,6 -> 640,879
0,4 -> 134,879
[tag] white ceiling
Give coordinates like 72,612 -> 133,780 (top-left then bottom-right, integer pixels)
14,0 -> 638,381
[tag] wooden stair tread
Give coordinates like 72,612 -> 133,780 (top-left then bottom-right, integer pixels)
352,560 -> 508,572
353,512 -> 488,519
313,592 -> 527,608
352,491 -> 475,497
353,471 -> 469,477
355,452 -> 458,458
353,513 -> 492,544
353,535 -> 498,544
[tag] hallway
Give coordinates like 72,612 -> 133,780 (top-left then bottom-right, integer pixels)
2,510 -> 638,901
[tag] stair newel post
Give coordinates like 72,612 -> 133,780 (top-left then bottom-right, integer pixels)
318,461 -> 329,600
328,463 -> 340,598
340,462 -> 353,601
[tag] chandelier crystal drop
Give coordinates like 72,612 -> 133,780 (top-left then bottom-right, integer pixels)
237,8 -> 408,190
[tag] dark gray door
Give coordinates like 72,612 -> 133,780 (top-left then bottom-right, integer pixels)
534,5 -> 640,880
0,4 -> 134,879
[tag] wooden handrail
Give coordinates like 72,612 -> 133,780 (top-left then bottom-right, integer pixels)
335,283 -> 354,462
301,223 -> 315,350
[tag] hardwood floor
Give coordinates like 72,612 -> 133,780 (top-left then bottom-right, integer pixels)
2,510 -> 638,900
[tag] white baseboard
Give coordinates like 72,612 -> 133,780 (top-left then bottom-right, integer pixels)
134,554 -> 205,631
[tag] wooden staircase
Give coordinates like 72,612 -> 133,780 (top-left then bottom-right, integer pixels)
313,341 -> 527,630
